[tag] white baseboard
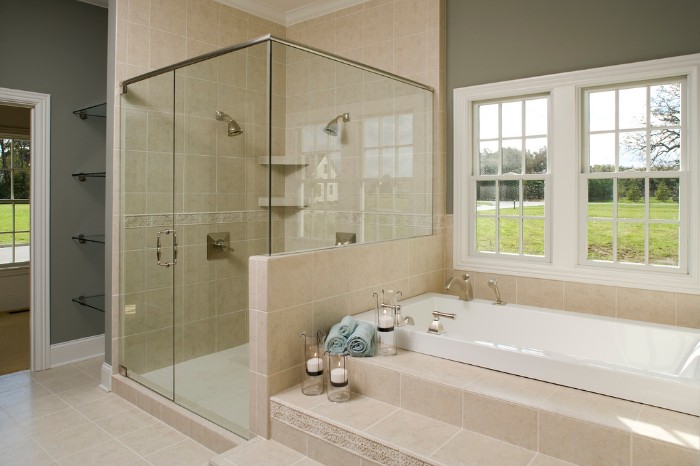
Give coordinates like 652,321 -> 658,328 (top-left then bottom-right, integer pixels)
100,363 -> 112,392
50,334 -> 105,368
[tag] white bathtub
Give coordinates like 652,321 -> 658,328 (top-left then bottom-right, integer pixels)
357,293 -> 700,415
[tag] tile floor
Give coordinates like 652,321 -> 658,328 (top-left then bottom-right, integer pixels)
0,357 -> 217,466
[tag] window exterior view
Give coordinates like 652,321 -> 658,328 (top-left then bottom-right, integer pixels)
0,136 -> 30,265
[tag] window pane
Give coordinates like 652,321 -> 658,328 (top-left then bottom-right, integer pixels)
525,98 -> 547,136
587,221 -> 613,261
380,147 -> 395,177
650,178 -> 678,220
650,129 -> 680,170
479,141 -> 498,175
499,218 -> 519,254
649,223 -> 678,266
363,118 -> 379,147
0,139 -> 10,168
588,179 -> 613,218
0,232 -> 12,265
501,139 -> 521,174
476,217 -> 495,252
525,137 -> 547,174
523,180 -> 545,216
476,181 -> 496,216
398,114 -> 413,144
13,170 -> 30,199
501,101 -> 522,138
12,140 -> 30,169
619,131 -> 646,170
617,179 -> 645,219
14,204 -> 29,231
523,219 -> 545,256
499,180 -> 520,214
619,87 -> 646,129
381,116 -> 395,144
589,91 -> 615,131
650,83 -> 681,127
364,149 -> 379,178
589,133 -> 615,172
397,147 -> 413,178
479,104 -> 498,139
617,222 -> 645,264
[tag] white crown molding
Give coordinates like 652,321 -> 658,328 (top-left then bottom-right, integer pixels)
218,0 -> 366,27
75,0 -> 108,8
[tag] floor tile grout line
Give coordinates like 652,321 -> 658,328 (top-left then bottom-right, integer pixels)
55,437 -> 115,465
359,404 -> 400,432
426,427 -> 460,458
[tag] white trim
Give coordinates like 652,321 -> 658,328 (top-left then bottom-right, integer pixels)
217,0 -> 366,27
0,87 -> 51,371
50,334 -> 105,368
100,362 -> 112,392
454,54 -> 700,295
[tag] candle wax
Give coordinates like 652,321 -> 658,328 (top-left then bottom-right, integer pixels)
330,367 -> 348,384
306,357 -> 323,373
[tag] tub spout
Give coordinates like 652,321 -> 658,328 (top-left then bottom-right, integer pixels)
487,278 -> 505,305
445,274 -> 473,301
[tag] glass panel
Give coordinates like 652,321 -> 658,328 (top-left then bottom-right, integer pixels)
13,170 -> 30,199
397,147 -> 413,178
476,217 -> 495,252
479,104 -> 498,139
381,116 -> 396,144
479,140 -> 498,175
525,98 -> 547,136
619,131 -> 646,170
0,232 -> 12,265
501,139 -> 521,174
12,139 -> 30,168
617,222 -> 645,263
650,83 -> 681,127
364,149 -> 379,178
501,101 -> 522,138
398,114 -> 413,144
0,232 -> 11,246
617,178 -> 645,219
587,179 -> 613,218
364,118 -> 379,147
0,171 -> 9,199
589,91 -> 615,132
381,147 -> 395,178
523,219 -> 545,256
618,87 -> 646,129
476,181 -> 496,215
649,223 -> 679,266
499,180 -> 520,215
523,180 -> 545,216
14,203 -> 29,232
589,133 -> 615,172
0,139 -> 10,169
650,178 -> 679,220
499,218 -> 519,254
650,129 -> 680,170
587,221 -> 613,261
525,137 -> 546,174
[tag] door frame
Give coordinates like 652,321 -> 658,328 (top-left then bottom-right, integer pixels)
0,86 -> 51,371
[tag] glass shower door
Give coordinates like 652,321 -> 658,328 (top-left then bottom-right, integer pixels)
120,71 -> 177,400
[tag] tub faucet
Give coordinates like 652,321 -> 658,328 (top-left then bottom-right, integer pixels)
445,274 -> 473,301
487,278 -> 505,305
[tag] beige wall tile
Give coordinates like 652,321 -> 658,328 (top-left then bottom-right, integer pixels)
393,0 -> 428,39
676,293 -> 700,329
401,374 -> 462,427
266,305 -> 312,374
563,281 -> 616,317
517,277 -> 563,310
128,0 -> 150,26
617,287 -> 676,325
363,3 -> 393,46
539,412 -> 630,466
218,9 -> 248,47
348,358 -> 400,406
633,405 -> 699,451
271,419 -> 308,456
150,29 -> 186,70
150,0 -> 186,35
267,254 -> 313,311
542,387 -> 642,432
335,10 -> 363,53
473,272 -> 516,303
394,32 -> 428,77
632,436 -> 698,466
431,429 -> 535,466
186,0 -> 219,45
462,391 -> 538,450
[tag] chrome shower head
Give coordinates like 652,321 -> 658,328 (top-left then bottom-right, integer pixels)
323,112 -> 350,136
216,111 -> 243,137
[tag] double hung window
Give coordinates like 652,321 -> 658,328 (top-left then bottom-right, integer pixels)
0,136 -> 30,266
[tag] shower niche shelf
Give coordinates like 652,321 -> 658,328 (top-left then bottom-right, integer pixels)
258,156 -> 308,166
72,234 -> 105,244
258,197 -> 308,208
72,294 -> 105,312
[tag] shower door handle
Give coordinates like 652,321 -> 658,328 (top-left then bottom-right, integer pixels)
156,229 -> 178,268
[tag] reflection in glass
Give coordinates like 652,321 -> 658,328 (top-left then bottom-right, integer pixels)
618,87 -> 646,129
499,180 -> 520,214
525,138 -> 547,174
587,179 -> 613,218
476,180 -> 496,215
479,104 -> 498,139
499,218 -> 519,254
523,219 -> 544,256
525,98 -> 547,136
619,131 -> 646,170
364,118 -> 379,147
479,141 -> 498,175
364,149 -> 379,178
589,91 -> 615,132
589,133 -> 615,171
397,147 -> 413,178
380,147 -> 395,178
649,223 -> 679,266
618,222 -> 645,263
501,139 -> 521,174
501,101 -> 522,138
476,217 -> 496,252
650,129 -> 680,170
381,116 -> 396,145
650,178 -> 679,220
617,178 -> 645,219
587,221 -> 613,261
398,114 -> 413,144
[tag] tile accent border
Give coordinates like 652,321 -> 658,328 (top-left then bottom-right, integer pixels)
270,400 -> 435,466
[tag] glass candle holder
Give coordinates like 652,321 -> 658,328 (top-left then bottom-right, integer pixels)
326,352 -> 350,402
374,290 -> 398,356
300,331 -> 325,396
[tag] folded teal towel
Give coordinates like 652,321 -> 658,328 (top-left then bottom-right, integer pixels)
338,315 -> 358,337
325,323 -> 347,354
347,321 -> 375,357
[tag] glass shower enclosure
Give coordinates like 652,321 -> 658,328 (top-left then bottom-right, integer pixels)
119,35 -> 433,439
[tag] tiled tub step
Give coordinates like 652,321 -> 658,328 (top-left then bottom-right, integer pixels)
210,437 -> 323,466
273,350 -> 699,466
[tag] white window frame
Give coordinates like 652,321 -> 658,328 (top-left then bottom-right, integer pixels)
454,54 -> 700,294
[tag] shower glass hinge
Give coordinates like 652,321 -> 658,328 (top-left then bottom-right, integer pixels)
119,365 -> 128,377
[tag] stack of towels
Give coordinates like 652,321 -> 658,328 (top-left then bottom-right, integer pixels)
325,315 -> 375,357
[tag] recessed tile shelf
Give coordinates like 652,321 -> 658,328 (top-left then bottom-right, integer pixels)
257,156 -> 308,166
72,234 -> 105,244
258,197 -> 308,208
72,294 -> 105,312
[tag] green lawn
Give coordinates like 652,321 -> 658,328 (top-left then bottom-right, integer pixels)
0,204 -> 30,245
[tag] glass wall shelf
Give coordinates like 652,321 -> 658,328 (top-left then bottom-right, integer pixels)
72,294 -> 105,312
72,234 -> 105,244
72,171 -> 106,181
73,103 -> 106,119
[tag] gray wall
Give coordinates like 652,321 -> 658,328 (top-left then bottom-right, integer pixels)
446,0 -> 700,213
0,0 -> 107,344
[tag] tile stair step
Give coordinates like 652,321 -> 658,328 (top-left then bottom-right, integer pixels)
210,436 -> 323,466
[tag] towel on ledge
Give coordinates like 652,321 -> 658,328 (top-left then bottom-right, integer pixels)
347,321 -> 375,357
325,323 -> 347,354
338,315 -> 358,337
